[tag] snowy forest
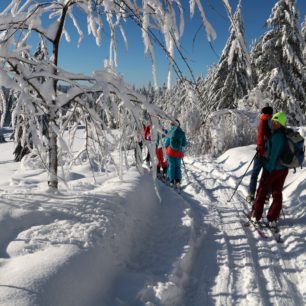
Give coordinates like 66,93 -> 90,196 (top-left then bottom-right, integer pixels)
0,0 -> 306,305
1,1 -> 306,180
0,0 -> 306,186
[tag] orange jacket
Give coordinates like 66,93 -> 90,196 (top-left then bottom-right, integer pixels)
257,113 -> 272,157
166,146 -> 184,158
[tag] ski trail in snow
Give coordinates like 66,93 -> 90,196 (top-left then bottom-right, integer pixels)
105,156 -> 304,306
182,158 -> 263,306
183,156 -> 304,306
234,192 -> 305,306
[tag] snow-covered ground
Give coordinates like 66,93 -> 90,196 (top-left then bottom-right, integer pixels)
0,130 -> 305,306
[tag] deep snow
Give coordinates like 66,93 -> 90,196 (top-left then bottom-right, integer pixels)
0,130 -> 305,306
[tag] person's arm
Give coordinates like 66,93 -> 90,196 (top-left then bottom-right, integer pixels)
257,118 -> 266,157
164,136 -> 170,148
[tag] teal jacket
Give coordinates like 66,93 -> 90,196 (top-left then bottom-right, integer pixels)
164,126 -> 187,152
264,128 -> 287,173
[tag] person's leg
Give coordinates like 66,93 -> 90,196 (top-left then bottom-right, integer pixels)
174,158 -> 182,183
267,169 -> 288,222
251,169 -> 271,221
145,151 -> 151,163
249,155 -> 263,197
162,159 -> 168,179
167,156 -> 175,183
156,148 -> 162,176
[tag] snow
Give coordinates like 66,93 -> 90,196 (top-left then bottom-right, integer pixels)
0,128 -> 305,305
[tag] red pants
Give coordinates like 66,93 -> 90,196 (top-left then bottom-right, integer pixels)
252,168 -> 288,221
156,148 -> 168,168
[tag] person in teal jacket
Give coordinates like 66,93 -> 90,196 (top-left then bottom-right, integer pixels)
164,120 -> 187,187
251,112 -> 289,227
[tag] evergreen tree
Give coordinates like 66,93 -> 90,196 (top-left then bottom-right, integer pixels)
206,1 -> 253,110
252,0 -> 306,125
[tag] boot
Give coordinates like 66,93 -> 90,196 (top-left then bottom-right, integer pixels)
246,193 -> 255,203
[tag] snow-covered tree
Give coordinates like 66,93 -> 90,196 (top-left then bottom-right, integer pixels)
204,109 -> 257,157
0,88 -> 6,143
302,15 -> 306,67
206,1 -> 253,111
252,0 -> 306,125
12,38 -> 50,162
0,0 -> 217,189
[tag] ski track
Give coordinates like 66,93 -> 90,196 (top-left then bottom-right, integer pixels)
183,157 -> 304,306
106,156 -> 304,306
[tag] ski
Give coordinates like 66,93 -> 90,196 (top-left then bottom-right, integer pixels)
261,222 -> 283,243
168,183 -> 181,194
269,228 -> 283,243
243,212 -> 284,243
243,212 -> 268,238
237,193 -> 283,243
160,179 -> 183,194
174,183 -> 182,194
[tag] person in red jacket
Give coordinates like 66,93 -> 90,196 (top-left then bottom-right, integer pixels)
144,123 -> 151,167
246,106 -> 273,203
156,127 -> 168,180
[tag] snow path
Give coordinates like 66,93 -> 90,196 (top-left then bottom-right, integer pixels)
0,138 -> 305,306
107,155 -> 305,306
104,180 -> 200,305
180,156 -> 304,306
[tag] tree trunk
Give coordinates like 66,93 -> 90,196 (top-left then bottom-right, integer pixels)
48,117 -> 58,189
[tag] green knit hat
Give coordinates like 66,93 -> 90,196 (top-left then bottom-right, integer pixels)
272,111 -> 286,126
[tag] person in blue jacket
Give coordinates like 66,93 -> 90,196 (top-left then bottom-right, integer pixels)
250,112 -> 289,228
164,120 -> 187,187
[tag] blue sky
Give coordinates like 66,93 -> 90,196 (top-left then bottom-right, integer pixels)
1,1 -> 306,88
60,0 -> 306,87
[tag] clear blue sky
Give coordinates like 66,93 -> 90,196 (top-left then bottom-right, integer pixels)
1,1 -> 306,88
56,0 -> 306,87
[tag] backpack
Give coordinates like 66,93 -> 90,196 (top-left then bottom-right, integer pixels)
170,128 -> 182,151
279,128 -> 305,170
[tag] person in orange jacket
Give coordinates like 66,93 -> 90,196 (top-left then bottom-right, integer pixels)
164,120 -> 187,188
246,106 -> 273,203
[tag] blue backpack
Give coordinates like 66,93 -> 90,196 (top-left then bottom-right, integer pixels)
170,128 -> 183,151
279,128 -> 305,170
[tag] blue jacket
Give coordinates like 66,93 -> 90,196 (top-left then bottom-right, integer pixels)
264,128 -> 287,172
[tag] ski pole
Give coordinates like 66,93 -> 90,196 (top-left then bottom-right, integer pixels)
281,208 -> 285,220
281,208 -> 293,226
182,158 -> 190,182
227,152 -> 257,202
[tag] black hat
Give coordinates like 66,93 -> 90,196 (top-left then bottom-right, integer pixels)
171,119 -> 180,127
261,106 -> 273,115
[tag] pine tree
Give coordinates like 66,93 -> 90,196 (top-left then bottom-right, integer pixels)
252,0 -> 306,125
206,1 -> 253,110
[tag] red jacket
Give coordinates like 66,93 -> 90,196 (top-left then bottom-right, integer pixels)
144,125 -> 151,141
257,113 -> 272,157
